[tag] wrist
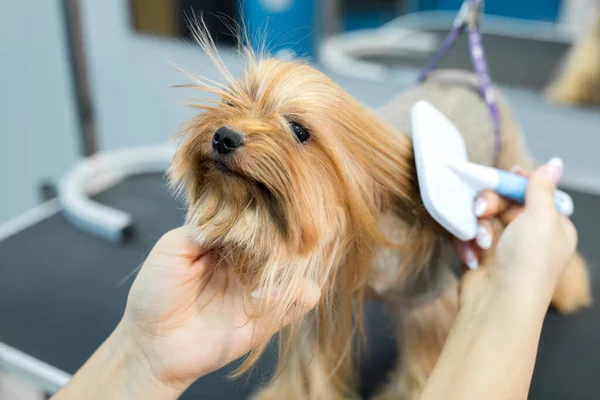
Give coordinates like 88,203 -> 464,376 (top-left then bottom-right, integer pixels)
461,276 -> 551,325
53,322 -> 187,400
108,322 -> 187,400
492,267 -> 555,313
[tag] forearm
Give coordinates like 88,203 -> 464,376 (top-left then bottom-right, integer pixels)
51,323 -> 184,400
420,284 -> 551,400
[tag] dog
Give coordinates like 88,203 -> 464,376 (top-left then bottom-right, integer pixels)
169,24 -> 592,400
547,1 -> 600,105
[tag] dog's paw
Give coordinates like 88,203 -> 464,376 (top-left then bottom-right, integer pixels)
552,253 -> 593,314
552,281 -> 592,315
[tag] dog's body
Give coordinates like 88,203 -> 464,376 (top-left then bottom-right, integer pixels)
370,69 -> 527,299
368,70 -> 590,400
171,31 -> 591,399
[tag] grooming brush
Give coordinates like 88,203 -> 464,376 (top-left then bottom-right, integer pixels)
411,100 -> 574,241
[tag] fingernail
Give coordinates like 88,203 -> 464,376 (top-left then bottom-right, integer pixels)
251,286 -> 280,299
463,246 -> 479,270
545,157 -> 563,185
473,197 -> 488,217
510,165 -> 523,173
476,225 -> 493,250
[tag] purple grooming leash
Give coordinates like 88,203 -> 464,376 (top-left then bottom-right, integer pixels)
418,0 -> 501,164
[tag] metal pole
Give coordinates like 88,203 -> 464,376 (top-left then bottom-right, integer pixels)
320,0 -> 342,38
61,0 -> 97,157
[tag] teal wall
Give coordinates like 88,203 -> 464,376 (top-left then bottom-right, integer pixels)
411,0 -> 562,22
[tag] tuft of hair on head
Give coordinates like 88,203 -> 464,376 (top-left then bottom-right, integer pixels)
166,12 -> 259,117
167,14 -> 252,198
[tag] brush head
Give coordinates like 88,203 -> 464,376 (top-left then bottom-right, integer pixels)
411,100 -> 478,241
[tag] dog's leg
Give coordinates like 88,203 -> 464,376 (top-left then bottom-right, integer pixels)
373,273 -> 458,400
552,252 -> 593,313
547,12 -> 600,105
252,316 -> 356,400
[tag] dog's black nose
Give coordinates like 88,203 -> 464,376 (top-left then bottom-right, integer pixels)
212,127 -> 243,155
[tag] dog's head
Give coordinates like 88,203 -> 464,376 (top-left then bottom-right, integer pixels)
169,24 -> 437,373
171,54 -> 418,276
173,58 -> 350,259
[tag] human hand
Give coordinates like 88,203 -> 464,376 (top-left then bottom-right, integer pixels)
113,226 -> 320,395
453,158 -> 577,305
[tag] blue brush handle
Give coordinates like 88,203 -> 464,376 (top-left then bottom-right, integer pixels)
495,170 -> 574,216
495,170 -> 528,203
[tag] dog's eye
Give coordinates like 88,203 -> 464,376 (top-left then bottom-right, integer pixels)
289,122 -> 310,144
225,100 -> 235,107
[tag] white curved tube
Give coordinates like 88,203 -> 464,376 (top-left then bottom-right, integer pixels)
58,144 -> 176,243
319,26 -> 438,82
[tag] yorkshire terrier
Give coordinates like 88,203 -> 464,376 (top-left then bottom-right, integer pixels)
169,24 -> 592,400
547,1 -> 600,105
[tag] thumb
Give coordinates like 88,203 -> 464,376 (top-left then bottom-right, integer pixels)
280,280 -> 321,326
525,158 -> 563,212
154,225 -> 208,260
251,279 -> 321,336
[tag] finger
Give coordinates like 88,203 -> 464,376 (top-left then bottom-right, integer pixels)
288,280 -> 321,316
499,204 -> 525,225
475,219 -> 494,251
525,158 -> 563,212
509,165 -> 531,177
154,225 -> 208,260
250,286 -> 281,300
453,239 -> 480,270
474,190 -> 512,218
251,280 -> 321,314
473,166 -> 531,218
253,280 -> 321,334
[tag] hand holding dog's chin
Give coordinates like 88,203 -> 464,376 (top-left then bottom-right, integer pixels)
55,226 -> 320,400
120,226 -> 320,395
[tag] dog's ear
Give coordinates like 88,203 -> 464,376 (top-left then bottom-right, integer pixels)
322,92 -> 448,282
321,92 -> 419,243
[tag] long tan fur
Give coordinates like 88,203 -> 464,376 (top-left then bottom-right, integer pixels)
170,21 -> 591,400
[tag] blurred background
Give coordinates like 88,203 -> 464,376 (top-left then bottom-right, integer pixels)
1,0 -> 599,399
1,0 -> 598,226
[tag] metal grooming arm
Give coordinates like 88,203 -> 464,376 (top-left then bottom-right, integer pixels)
58,144 -> 176,243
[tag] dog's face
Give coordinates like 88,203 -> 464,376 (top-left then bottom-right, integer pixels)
171,58 -> 390,289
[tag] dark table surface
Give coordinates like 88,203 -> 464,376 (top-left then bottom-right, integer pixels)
1,174 -> 599,399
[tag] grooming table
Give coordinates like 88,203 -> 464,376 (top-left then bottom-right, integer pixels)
0,174 -> 599,399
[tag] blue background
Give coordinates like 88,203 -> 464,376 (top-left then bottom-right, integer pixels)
243,0 -> 563,60
410,0 -> 562,22
244,0 -> 318,59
